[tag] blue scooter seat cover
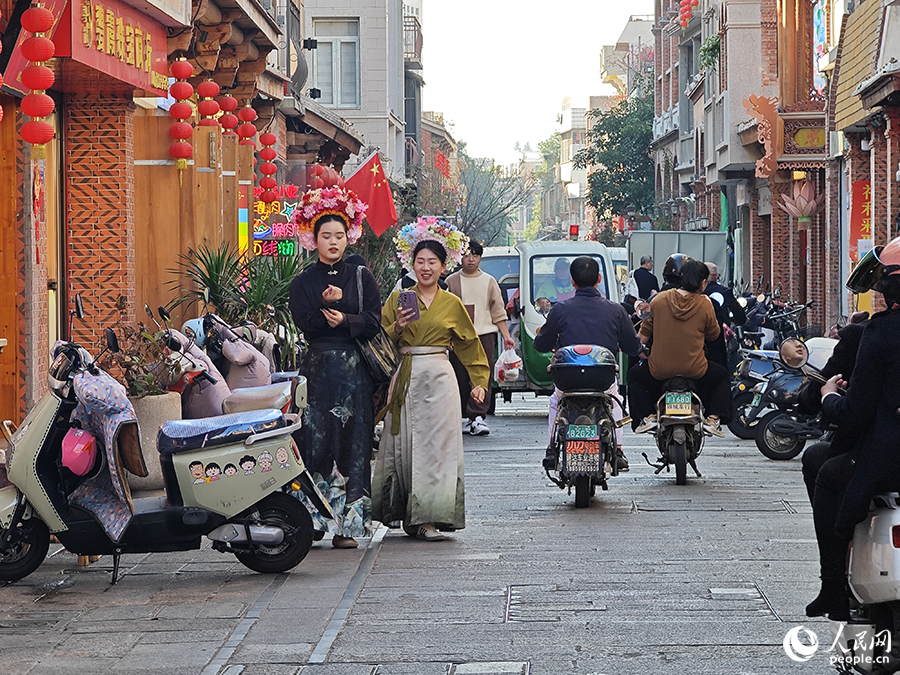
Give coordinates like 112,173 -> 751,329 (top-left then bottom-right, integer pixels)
157,409 -> 285,454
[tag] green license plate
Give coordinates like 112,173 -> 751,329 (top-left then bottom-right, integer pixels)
664,392 -> 692,415
567,424 -> 599,440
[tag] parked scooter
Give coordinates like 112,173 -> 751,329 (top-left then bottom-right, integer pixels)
744,337 -> 836,460
640,375 -> 707,485
728,346 -> 780,439
0,302 -> 331,584
543,346 -> 625,508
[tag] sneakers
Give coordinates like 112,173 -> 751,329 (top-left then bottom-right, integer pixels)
469,416 -> 490,436
615,448 -> 629,472
635,415 -> 658,434
703,417 -> 726,437
416,523 -> 447,542
462,419 -> 472,434
332,535 -> 358,549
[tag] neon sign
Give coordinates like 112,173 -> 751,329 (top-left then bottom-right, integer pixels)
253,183 -> 301,258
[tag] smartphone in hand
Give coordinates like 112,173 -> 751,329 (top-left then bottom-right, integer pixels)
398,290 -> 420,321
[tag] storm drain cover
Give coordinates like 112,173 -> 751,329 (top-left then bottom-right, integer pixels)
505,584 -> 608,623
449,664 -> 530,675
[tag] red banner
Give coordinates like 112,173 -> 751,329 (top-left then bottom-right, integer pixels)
849,181 -> 872,263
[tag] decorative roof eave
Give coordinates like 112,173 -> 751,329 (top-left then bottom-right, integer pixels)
856,67 -> 900,110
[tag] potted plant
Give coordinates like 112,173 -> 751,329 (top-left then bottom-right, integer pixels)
99,296 -> 182,491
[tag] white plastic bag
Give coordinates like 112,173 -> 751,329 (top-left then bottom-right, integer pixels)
624,271 -> 639,299
494,348 -> 523,383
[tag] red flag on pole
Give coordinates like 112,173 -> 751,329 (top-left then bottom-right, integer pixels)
345,152 -> 398,236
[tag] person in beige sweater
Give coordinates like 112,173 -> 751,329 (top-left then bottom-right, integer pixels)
446,240 -> 515,435
626,258 -> 730,437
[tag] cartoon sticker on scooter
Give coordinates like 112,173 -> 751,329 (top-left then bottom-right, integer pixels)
257,450 -> 273,473
205,463 -> 222,481
223,463 -> 237,477
276,447 -> 289,469
240,455 -> 256,475
190,461 -> 207,484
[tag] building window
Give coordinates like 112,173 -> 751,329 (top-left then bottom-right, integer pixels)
313,19 -> 360,108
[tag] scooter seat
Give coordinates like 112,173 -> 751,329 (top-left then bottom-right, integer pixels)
222,382 -> 292,414
157,409 -> 285,455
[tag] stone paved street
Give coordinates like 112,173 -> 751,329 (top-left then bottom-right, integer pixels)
0,395 -> 838,674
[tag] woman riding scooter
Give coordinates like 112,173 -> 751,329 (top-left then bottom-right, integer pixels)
806,235 -> 900,622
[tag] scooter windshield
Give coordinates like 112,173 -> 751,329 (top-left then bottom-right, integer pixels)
847,246 -> 885,293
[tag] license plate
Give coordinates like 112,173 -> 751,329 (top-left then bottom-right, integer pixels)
664,392 -> 692,415
564,425 -> 601,473
751,393 -> 761,408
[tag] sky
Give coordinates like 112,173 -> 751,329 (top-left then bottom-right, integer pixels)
421,0 -> 656,168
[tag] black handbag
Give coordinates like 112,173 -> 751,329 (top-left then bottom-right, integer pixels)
355,265 -> 399,384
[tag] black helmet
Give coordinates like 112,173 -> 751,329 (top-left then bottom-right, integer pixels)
662,253 -> 692,286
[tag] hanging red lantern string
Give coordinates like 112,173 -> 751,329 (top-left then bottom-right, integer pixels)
258,131 -> 277,203
237,105 -> 258,148
19,1 -> 56,159
197,80 -> 220,127
219,94 -> 238,136
168,58 -> 194,185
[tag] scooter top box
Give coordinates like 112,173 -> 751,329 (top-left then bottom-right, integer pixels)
550,345 -> 617,392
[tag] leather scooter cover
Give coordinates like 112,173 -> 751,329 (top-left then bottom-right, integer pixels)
222,382 -> 291,414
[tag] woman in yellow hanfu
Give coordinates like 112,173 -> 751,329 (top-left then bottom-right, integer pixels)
373,219 -> 489,542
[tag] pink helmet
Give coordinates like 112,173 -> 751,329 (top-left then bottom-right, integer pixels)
61,428 -> 98,476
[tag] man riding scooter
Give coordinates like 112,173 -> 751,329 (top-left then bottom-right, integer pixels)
627,257 -> 731,437
804,236 -> 900,622
533,257 -> 644,471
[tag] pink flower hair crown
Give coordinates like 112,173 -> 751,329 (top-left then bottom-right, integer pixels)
290,186 -> 368,251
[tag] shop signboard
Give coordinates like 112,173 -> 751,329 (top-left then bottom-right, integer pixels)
5,0 -> 168,96
1,0 -> 68,96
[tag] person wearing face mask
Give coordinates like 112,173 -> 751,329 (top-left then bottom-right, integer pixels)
288,188 -> 381,549
372,219 -> 489,542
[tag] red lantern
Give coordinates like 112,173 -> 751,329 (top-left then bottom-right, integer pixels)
260,190 -> 276,203
169,101 -> 193,120
259,176 -> 277,190
170,81 -> 193,101
21,120 -> 54,145
21,64 -> 54,90
310,177 -> 325,190
680,19 -> 688,27
260,147 -> 276,161
237,123 -> 256,139
21,36 -> 54,62
219,95 -> 238,112
220,114 -> 238,135
22,93 -> 54,118
239,139 -> 256,148
238,105 -> 257,123
170,60 -> 193,80
314,164 -> 325,177
197,80 -> 219,99
259,132 -> 277,146
260,162 -> 277,176
21,5 -> 53,32
168,122 -> 193,140
198,99 -> 219,117
169,141 -> 192,159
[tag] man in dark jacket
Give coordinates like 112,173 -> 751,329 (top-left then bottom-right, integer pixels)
632,256 -> 660,300
703,262 -> 746,369
535,257 -> 644,470
805,237 -> 900,623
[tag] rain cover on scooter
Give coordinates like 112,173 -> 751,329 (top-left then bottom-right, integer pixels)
68,368 -> 146,542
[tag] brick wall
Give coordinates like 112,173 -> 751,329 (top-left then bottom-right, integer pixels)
65,96 -> 137,346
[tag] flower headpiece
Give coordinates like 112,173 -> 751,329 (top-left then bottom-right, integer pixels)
394,216 -> 469,269
290,186 -> 368,251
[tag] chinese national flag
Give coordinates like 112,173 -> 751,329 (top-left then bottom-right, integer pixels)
345,152 -> 398,236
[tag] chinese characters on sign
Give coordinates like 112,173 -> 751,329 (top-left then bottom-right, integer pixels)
850,181 -> 873,263
253,184 -> 301,258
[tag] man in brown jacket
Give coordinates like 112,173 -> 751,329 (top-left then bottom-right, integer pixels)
446,240 -> 516,435
626,258 -> 730,437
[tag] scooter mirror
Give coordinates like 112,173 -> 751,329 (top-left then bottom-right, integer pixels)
158,306 -> 172,323
74,294 -> 85,319
105,328 -> 120,353
144,303 -> 155,320
779,337 -> 808,369
166,335 -> 183,352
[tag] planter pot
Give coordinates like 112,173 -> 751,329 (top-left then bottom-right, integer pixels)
128,392 -> 181,491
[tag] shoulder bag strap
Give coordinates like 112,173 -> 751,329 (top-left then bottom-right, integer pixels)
356,264 -> 364,314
